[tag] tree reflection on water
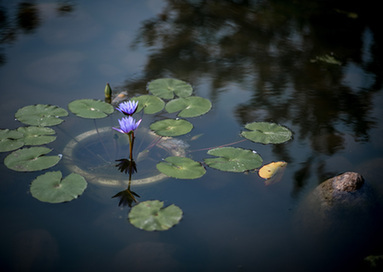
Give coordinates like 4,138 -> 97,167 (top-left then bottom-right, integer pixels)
124,0 -> 382,195
0,1 -> 75,65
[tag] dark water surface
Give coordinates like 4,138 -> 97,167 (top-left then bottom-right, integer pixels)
1,1 -> 383,271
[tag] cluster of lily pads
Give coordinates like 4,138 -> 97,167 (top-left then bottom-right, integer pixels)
0,78 -> 293,231
0,100 -> 115,204
136,79 -> 292,181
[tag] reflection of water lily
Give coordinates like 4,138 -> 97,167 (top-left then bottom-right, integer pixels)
112,188 -> 140,207
116,100 -> 138,116
112,116 -> 141,135
114,158 -> 139,207
116,158 -> 137,175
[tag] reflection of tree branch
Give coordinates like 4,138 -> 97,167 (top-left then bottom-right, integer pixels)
125,0 -> 381,196
17,3 -> 41,32
0,1 -> 75,65
57,1 -> 75,15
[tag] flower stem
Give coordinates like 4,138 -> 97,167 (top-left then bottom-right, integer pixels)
128,132 -> 135,161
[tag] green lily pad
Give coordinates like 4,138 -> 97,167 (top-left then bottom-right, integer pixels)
0,129 -> 24,152
15,104 -> 68,127
128,200 -> 183,231
147,78 -> 193,99
30,171 -> 87,203
241,122 -> 293,144
204,147 -> 263,172
68,99 -> 114,119
17,126 -> 56,145
165,96 -> 212,118
4,147 -> 61,172
156,156 -> 206,179
150,119 -> 193,137
135,95 -> 165,114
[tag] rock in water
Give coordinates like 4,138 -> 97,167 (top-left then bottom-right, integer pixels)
295,172 -> 375,234
316,172 -> 365,210
332,171 -> 364,191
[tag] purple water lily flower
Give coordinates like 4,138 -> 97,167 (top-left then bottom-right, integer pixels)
113,116 -> 142,135
116,100 -> 138,116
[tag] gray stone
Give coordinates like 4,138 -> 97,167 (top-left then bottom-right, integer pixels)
315,172 -> 366,210
294,172 -> 376,234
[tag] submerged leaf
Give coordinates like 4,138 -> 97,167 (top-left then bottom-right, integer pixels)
4,147 -> 61,171
310,54 -> 342,65
150,119 -> 193,137
68,99 -> 114,119
128,200 -> 183,231
15,104 -> 68,126
0,129 -> 24,152
165,96 -> 212,117
204,147 -> 263,172
147,78 -> 192,99
30,171 -> 87,203
241,122 -> 292,144
17,126 -> 56,145
134,95 -> 165,114
156,156 -> 206,179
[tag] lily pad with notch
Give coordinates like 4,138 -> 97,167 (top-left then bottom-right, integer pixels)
134,95 -> 165,114
150,119 -> 193,137
241,122 -> 292,144
68,99 -> 114,119
204,147 -> 263,172
156,156 -> 206,179
147,78 -> 193,99
15,104 -> 68,127
165,96 -> 212,118
4,147 -> 61,172
30,171 -> 87,203
128,200 -> 183,231
17,126 -> 56,146
0,129 -> 24,152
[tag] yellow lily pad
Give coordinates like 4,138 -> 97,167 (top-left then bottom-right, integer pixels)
258,161 -> 287,184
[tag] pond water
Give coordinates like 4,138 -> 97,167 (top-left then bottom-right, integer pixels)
1,1 -> 383,271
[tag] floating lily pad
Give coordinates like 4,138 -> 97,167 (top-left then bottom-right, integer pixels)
156,156 -> 206,179
30,171 -> 87,203
4,147 -> 61,172
165,96 -> 212,118
15,104 -> 68,126
241,122 -> 292,144
68,99 -> 114,119
17,126 -> 56,145
204,147 -> 263,172
128,200 -> 183,231
147,78 -> 193,99
135,95 -> 165,114
150,119 -> 193,137
0,129 -> 24,152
